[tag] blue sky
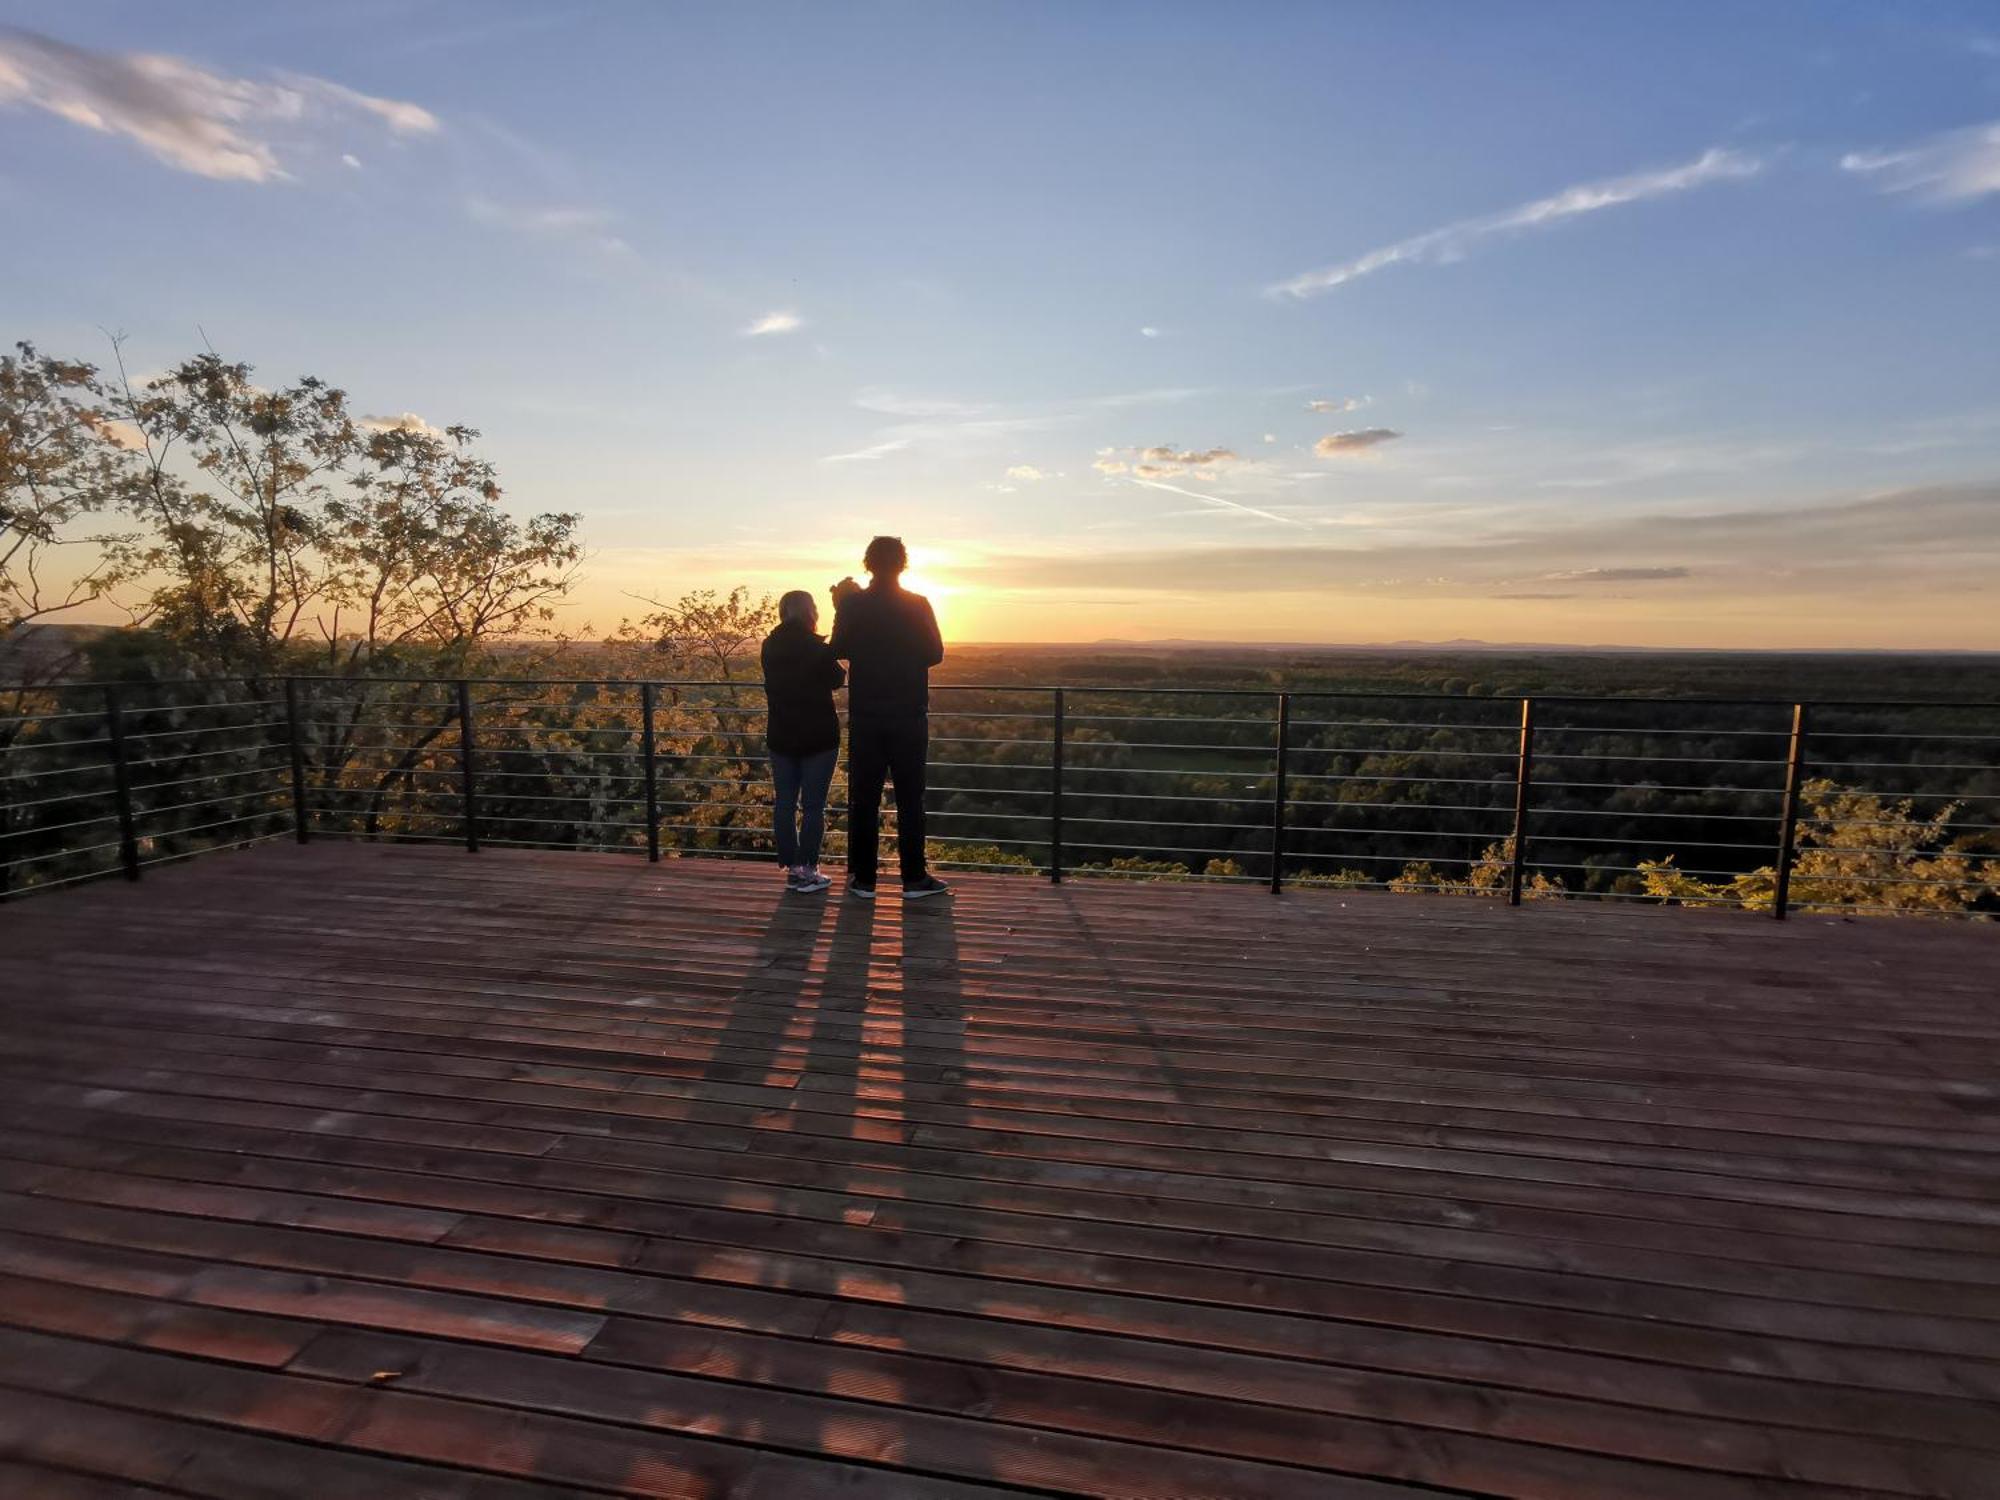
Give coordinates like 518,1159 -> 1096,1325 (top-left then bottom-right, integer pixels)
5,0 -> 2000,645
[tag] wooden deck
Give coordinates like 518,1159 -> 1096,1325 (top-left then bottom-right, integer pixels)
0,845 -> 1997,1498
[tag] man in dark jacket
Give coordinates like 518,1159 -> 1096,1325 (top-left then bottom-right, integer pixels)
828,536 -> 949,900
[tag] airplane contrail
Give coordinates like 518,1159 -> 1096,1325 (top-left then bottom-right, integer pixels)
1130,476 -> 1304,527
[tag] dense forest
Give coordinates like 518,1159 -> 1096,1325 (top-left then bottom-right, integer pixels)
5,340 -> 1998,913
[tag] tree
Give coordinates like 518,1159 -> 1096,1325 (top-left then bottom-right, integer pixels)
1,343 -> 134,644
1382,840 -> 1565,899
111,349 -> 580,677
1639,780 -> 1996,914
323,421 -> 580,673
616,585 -> 774,683
115,352 -> 356,669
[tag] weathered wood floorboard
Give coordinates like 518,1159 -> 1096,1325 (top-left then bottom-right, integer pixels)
1,842 -> 1996,1497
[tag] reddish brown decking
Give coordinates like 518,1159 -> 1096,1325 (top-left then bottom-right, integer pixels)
0,844 -> 1997,1498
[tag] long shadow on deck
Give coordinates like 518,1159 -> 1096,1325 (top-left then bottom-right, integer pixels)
699,887 -> 968,1142
897,895 -> 968,1139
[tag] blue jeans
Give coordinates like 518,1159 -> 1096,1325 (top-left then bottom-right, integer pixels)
771,747 -> 837,868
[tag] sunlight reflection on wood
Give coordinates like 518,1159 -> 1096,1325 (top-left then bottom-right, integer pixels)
1,844 -> 1994,1497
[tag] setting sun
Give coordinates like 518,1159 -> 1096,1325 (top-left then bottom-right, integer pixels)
896,546 -> 959,638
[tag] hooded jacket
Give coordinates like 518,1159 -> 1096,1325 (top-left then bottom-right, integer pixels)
760,621 -> 846,756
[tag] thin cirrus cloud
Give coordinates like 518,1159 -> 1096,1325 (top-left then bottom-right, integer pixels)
1128,476 -> 1301,527
954,483 -> 2000,598
743,310 -> 804,337
1307,396 -> 1370,413
1005,465 -> 1047,482
1842,121 -> 2000,202
1269,146 -> 1764,299
463,197 -> 634,257
821,435 -> 912,464
1542,566 -> 1690,582
853,388 -> 989,419
0,25 -> 437,182
822,387 -> 1200,467
1316,428 -> 1402,455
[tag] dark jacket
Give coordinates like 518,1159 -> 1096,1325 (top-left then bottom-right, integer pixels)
829,580 -> 944,720
760,621 -> 845,756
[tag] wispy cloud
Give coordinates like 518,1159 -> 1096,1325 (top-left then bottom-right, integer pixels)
1542,566 -> 1689,582
1139,326 -> 1162,338
0,25 -> 437,182
1005,464 -> 1047,482
824,385 -> 1204,471
1316,428 -> 1402,455
744,310 -> 804,337
820,436 -> 912,464
1270,147 -> 1763,299
1307,396 -> 1370,414
955,483 -> 2000,599
1843,122 -> 2000,202
1086,386 -> 1211,409
853,389 -> 989,418
1129,477 -> 1303,527
463,196 -> 633,257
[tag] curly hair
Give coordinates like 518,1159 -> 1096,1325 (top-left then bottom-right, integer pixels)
863,535 -> 908,575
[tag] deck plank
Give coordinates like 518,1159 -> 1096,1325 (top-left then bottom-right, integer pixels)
2,841 -> 1998,1497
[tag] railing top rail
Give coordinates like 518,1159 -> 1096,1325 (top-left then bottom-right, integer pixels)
3,676 -> 1999,711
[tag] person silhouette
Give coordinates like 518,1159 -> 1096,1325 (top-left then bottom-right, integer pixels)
828,536 -> 949,900
760,589 -> 844,893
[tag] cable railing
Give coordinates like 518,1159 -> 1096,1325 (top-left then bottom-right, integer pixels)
3,675 -> 1997,919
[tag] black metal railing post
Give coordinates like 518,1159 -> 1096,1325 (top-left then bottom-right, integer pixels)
103,684 -> 140,881
1507,696 -> 1536,906
456,679 -> 479,853
641,681 -> 661,863
1270,691 -> 1290,894
1049,687 -> 1064,883
1773,702 -> 1809,921
284,677 -> 310,844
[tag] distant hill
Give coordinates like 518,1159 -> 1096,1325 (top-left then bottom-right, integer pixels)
997,637 -> 2000,656
1077,637 -> 1631,653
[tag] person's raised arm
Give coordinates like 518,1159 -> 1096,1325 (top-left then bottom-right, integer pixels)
828,579 -> 858,659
